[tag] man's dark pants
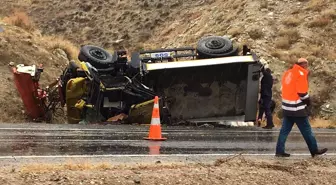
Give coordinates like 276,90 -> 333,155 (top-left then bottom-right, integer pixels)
276,116 -> 318,154
258,96 -> 274,127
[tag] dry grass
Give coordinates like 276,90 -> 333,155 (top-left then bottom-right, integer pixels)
311,118 -> 336,129
20,161 -> 184,173
271,50 -> 299,64
298,42 -> 336,60
248,27 -> 263,40
306,0 -> 327,11
4,158 -> 336,185
325,48 -> 336,60
270,48 -> 311,65
38,35 -> 79,61
310,45 -> 323,57
260,0 -> 268,9
1,9 -> 79,61
322,9 -> 336,20
274,29 -> 300,49
289,47 -> 310,58
290,8 -> 301,15
275,37 -> 291,49
2,10 -> 35,32
272,117 -> 335,129
270,50 -> 283,59
308,16 -> 332,27
278,29 -> 300,42
20,162 -> 114,173
227,27 -> 241,37
282,16 -> 301,27
306,55 -> 318,64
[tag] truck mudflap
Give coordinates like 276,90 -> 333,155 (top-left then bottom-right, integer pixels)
141,55 -> 261,122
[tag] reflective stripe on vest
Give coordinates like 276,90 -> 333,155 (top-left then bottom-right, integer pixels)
282,105 -> 306,111
282,99 -> 302,104
300,93 -> 309,100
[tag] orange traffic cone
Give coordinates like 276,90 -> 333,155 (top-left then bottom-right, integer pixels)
144,96 -> 167,141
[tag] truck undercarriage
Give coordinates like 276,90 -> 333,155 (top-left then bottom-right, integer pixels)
9,36 -> 262,125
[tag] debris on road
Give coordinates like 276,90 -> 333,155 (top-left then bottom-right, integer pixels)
107,113 -> 128,122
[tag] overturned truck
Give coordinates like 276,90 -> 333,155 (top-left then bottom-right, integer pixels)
10,36 -> 263,125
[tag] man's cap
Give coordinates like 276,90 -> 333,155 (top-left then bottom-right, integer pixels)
297,58 -> 308,64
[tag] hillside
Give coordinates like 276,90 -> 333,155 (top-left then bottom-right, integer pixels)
0,21 -> 78,122
0,0 -> 335,124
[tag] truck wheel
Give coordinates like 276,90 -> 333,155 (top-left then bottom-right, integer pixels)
78,45 -> 113,68
216,46 -> 239,57
196,36 -> 234,58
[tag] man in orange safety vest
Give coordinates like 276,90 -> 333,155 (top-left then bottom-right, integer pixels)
275,58 -> 328,157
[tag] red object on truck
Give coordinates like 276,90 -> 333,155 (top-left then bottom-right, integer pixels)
10,64 -> 47,121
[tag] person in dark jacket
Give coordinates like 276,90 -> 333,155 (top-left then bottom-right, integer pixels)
257,67 -> 275,129
258,99 -> 276,124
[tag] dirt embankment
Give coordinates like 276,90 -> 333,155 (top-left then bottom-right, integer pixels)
0,157 -> 335,185
0,14 -> 79,122
0,0 -> 335,124
0,0 -> 213,50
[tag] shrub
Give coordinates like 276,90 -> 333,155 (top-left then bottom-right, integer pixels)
309,16 -> 332,27
322,9 -> 336,20
2,10 -> 35,32
282,17 -> 301,27
248,28 -> 263,40
306,0 -> 327,11
278,29 -> 300,43
227,27 -> 241,37
40,36 -> 79,61
275,37 -> 291,49
260,0 -> 268,9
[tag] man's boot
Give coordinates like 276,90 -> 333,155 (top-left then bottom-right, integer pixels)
275,152 -> 291,157
312,148 -> 328,157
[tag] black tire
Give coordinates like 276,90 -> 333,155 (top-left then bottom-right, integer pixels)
78,45 -> 113,68
198,46 -> 239,59
196,36 -> 234,58
218,46 -> 239,57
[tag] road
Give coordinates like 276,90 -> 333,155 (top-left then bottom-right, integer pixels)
0,123 -> 335,166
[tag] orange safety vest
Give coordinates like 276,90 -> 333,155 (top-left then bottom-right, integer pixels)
281,64 -> 310,117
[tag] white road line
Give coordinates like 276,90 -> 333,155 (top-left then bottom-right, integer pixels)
0,128 -> 149,133
0,139 -> 143,142
0,153 -> 335,159
0,128 -> 334,134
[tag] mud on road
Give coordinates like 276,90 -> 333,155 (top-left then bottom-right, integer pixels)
0,157 -> 335,185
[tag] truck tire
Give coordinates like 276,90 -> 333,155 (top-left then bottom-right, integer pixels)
217,46 -> 239,57
78,45 -> 113,68
196,36 -> 234,59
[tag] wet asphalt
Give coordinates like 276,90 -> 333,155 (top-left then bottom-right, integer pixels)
0,123 -> 335,157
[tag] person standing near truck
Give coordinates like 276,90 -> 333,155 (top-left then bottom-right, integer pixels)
257,66 -> 275,129
275,58 -> 328,157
